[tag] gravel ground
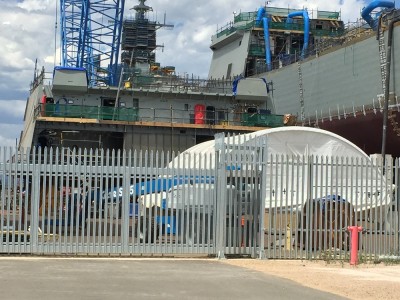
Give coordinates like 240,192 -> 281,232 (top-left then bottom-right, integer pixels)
222,259 -> 400,300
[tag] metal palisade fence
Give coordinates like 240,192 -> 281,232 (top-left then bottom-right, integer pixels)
0,135 -> 399,260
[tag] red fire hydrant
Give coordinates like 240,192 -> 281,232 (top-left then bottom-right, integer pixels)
347,226 -> 363,265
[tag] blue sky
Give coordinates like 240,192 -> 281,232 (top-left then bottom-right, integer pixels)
0,0 -> 394,147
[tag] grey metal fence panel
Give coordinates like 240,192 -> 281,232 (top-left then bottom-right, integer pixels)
263,154 -> 400,260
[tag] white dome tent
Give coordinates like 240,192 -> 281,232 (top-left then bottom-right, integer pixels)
168,127 -> 393,212
171,127 -> 370,166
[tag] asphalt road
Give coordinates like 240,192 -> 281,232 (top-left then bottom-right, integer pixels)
0,257 -> 345,300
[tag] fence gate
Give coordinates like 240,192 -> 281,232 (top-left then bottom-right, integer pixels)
214,133 -> 267,259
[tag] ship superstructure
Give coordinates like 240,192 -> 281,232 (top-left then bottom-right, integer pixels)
208,2 -> 400,157
20,0 -> 285,154
121,0 -> 174,77
208,6 -> 344,79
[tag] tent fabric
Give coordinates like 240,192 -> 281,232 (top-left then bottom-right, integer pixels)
169,127 -> 370,169
168,127 -> 391,210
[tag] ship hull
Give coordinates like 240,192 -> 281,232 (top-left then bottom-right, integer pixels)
308,109 -> 400,157
260,25 -> 400,156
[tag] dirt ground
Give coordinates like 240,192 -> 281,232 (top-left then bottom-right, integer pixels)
222,259 -> 400,300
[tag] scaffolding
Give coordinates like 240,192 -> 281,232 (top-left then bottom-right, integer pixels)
121,0 -> 173,69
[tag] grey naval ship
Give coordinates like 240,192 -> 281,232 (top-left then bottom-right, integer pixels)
207,1 -> 400,157
20,0 -> 290,154
20,1 -> 400,158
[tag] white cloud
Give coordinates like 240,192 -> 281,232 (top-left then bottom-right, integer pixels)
0,136 -> 19,148
0,124 -> 23,148
0,100 -> 26,119
17,0 -> 52,12
0,1 -> 56,99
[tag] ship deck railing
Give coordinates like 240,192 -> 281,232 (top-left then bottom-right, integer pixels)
34,103 -> 288,129
123,73 -> 234,94
216,19 -> 345,39
31,66 -> 235,95
232,7 -> 340,24
303,92 -> 399,125
217,6 -> 342,39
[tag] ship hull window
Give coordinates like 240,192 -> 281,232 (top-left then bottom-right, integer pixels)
102,98 -> 116,120
102,98 -> 115,107
206,106 -> 215,125
217,110 -> 226,121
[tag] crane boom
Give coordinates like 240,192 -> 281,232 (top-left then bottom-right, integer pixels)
60,0 -> 125,86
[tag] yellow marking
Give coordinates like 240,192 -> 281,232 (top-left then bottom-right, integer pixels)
36,117 -> 273,132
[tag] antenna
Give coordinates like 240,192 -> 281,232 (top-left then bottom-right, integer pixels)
33,59 -> 37,82
54,0 -> 58,67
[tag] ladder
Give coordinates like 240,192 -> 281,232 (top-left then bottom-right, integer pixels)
378,25 -> 400,136
378,26 -> 387,95
297,62 -> 305,122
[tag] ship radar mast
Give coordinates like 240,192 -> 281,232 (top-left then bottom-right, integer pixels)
133,0 -> 153,20
121,0 -> 174,75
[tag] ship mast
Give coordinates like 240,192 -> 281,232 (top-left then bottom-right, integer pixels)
121,0 -> 173,74
133,0 -> 152,20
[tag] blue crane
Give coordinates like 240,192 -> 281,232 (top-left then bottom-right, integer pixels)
60,0 -> 125,86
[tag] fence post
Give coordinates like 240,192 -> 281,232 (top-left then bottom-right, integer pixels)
258,136 -> 268,259
121,149 -> 130,254
215,133 -> 227,259
30,147 -> 40,253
